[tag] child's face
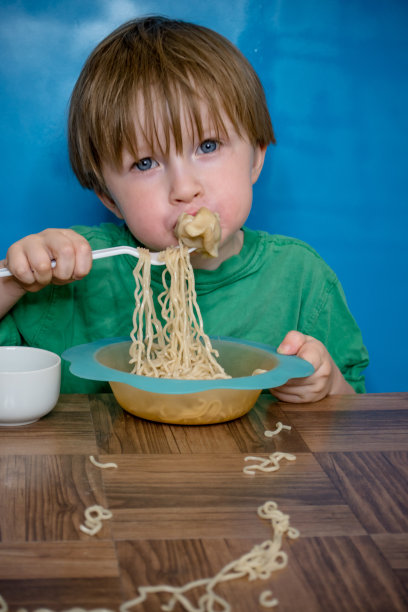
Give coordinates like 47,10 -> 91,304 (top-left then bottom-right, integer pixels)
98,101 -> 266,266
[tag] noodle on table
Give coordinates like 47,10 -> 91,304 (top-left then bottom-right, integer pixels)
79,504 -> 113,536
89,455 -> 118,469
264,422 -> 292,438
243,452 -> 296,475
0,499 -> 299,611
120,500 -> 299,612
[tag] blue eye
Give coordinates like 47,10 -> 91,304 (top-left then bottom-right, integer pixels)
198,140 -> 218,154
134,157 -> 157,171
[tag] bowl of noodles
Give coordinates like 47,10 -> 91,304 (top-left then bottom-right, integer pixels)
63,211 -> 313,424
62,335 -> 313,425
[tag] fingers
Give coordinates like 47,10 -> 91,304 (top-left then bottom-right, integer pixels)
278,331 -> 323,372
5,229 -> 92,291
271,384 -> 315,403
272,369 -> 330,403
277,330 -> 306,356
7,237 -> 47,286
44,229 -> 92,283
273,331 -> 333,403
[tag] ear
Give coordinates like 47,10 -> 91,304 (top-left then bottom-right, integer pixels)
96,191 -> 124,220
251,145 -> 267,184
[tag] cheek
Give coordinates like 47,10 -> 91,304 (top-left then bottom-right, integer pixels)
218,186 -> 252,228
221,170 -> 253,208
120,204 -> 177,251
126,214 -> 158,240
113,186 -> 156,228
221,176 -> 253,228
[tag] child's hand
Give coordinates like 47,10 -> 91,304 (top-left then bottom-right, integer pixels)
271,330 -> 355,403
4,229 -> 92,293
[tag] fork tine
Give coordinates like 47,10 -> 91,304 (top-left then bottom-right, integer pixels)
90,246 -> 166,266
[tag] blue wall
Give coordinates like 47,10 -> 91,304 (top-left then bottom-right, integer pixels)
0,0 -> 407,392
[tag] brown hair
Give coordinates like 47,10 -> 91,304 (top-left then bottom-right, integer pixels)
68,15 -> 275,195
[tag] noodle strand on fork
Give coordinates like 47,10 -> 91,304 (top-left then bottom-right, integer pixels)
129,244 -> 229,380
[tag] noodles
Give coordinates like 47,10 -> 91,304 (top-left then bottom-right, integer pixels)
0,603 -> 113,612
252,368 -> 267,376
89,455 -> 118,469
129,244 -> 230,380
257,500 -> 300,539
175,207 -> 222,258
120,500 -> 299,612
259,590 -> 279,608
264,422 -> 292,438
128,207 -> 230,380
79,504 -> 113,536
1,451 -> 299,610
243,452 -> 296,475
0,499 -> 299,611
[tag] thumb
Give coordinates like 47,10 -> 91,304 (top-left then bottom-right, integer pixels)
277,330 -> 306,355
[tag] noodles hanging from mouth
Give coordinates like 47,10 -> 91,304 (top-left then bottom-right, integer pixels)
129,241 -> 230,380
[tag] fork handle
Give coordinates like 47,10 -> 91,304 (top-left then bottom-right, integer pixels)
0,247 -> 147,278
0,249 -> 119,278
0,261 -> 57,278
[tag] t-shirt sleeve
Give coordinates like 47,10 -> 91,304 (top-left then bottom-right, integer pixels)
303,275 -> 369,393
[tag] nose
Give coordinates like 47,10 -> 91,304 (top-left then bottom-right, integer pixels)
168,158 -> 203,205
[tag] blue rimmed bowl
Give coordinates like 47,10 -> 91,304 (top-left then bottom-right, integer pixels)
62,336 -> 313,425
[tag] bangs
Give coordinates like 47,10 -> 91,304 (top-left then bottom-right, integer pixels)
117,80 -> 232,166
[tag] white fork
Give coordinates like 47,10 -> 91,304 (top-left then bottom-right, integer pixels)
0,246 -> 195,278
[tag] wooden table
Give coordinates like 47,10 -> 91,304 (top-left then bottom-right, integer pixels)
0,392 -> 407,611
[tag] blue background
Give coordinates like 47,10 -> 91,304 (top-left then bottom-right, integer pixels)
0,0 -> 407,392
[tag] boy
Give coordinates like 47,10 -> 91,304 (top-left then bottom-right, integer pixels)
0,16 -> 368,401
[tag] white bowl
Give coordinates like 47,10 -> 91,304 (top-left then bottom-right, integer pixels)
0,347 -> 61,426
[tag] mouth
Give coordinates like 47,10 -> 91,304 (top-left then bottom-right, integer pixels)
171,210 -> 198,234
172,207 -> 222,259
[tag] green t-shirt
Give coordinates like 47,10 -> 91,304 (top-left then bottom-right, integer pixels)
0,223 -> 368,393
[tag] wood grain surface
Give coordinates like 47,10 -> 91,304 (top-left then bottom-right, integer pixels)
0,392 -> 407,611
